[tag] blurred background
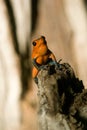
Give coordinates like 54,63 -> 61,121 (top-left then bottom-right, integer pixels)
0,0 -> 87,130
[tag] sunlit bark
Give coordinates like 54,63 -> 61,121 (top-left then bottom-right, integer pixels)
10,0 -> 31,54
0,1 -> 21,130
64,0 -> 87,87
0,0 -> 31,130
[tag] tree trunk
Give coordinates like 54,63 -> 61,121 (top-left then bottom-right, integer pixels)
0,0 -> 31,130
37,63 -> 87,130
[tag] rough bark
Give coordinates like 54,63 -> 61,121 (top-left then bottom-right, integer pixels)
0,0 -> 31,130
0,1 -> 21,130
37,63 -> 87,130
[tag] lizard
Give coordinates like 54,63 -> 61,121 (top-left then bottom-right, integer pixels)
32,36 -> 61,83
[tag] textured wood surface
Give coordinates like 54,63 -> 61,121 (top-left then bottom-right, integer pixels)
37,63 -> 87,130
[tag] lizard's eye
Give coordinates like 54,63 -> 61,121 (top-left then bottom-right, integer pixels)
32,42 -> 36,46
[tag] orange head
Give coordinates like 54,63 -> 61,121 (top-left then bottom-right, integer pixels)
32,36 -> 48,58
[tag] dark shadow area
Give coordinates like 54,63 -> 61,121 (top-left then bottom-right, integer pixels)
56,63 -> 87,130
84,0 -> 87,10
56,63 -> 84,114
20,44 -> 31,99
31,0 -> 39,33
5,0 -> 31,98
5,0 -> 20,54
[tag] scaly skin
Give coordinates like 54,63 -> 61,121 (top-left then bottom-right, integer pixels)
32,36 -> 57,79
